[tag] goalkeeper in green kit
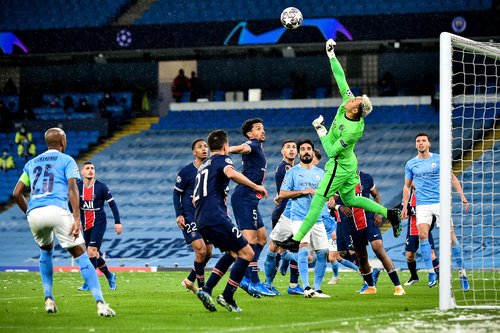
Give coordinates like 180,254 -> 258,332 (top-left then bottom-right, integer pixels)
276,39 -> 402,252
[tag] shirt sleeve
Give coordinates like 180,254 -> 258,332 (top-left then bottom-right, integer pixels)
18,171 -> 30,186
404,161 -> 413,180
280,168 -> 294,192
65,157 -> 81,180
174,168 -> 187,192
330,58 -> 353,102
320,127 -> 358,158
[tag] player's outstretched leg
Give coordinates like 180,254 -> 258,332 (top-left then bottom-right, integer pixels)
197,289 -> 217,312
216,294 -> 242,312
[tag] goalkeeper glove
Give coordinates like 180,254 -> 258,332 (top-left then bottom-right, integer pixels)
312,115 -> 328,138
326,39 -> 336,59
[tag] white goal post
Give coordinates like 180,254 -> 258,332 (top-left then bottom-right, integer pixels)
440,32 -> 500,310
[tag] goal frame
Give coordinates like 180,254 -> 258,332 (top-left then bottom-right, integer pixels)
439,32 -> 500,310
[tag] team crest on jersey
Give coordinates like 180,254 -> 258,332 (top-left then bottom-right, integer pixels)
431,162 -> 437,168
176,176 -> 182,183
339,124 -> 344,131
315,175 -> 321,180
225,158 -> 233,165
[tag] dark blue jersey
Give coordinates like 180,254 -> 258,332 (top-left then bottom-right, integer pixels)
233,139 -> 267,198
271,159 -> 293,221
194,154 -> 234,228
77,179 -> 119,231
173,162 -> 198,223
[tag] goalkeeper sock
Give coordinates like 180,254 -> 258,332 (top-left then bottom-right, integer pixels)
313,250 -> 328,290
204,253 -> 235,295
264,251 -> 277,286
193,261 -> 206,288
39,249 -> 54,299
298,247 -> 310,288
419,239 -> 434,270
222,257 -> 250,303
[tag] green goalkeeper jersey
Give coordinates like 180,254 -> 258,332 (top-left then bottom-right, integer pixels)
321,57 -> 364,173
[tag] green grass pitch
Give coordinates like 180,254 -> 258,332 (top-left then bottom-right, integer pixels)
0,271 -> 498,332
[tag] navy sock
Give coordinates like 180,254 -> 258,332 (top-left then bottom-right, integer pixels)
187,268 -> 197,283
193,261 -> 206,288
362,271 -> 374,287
388,269 -> 401,286
432,258 -> 440,279
289,260 -> 299,284
96,257 -> 112,279
89,256 -> 98,268
407,260 -> 418,279
223,258 -> 250,303
274,253 -> 281,279
248,244 -> 263,284
204,253 -> 235,295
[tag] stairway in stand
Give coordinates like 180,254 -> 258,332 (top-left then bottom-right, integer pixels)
78,117 -> 159,163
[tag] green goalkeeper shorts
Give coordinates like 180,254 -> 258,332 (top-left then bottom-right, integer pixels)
316,159 -> 359,198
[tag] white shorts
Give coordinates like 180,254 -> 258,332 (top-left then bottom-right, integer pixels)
270,215 -> 293,243
416,203 -> 440,226
416,203 -> 453,228
329,238 -> 338,252
27,206 -> 85,249
291,221 -> 329,251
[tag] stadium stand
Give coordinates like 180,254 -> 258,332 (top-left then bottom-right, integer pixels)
137,0 -> 492,24
0,0 -> 131,30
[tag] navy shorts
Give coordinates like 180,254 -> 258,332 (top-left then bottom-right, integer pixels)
199,222 -> 248,253
83,223 -> 106,249
231,196 -> 264,231
181,220 -> 203,245
348,219 -> 383,251
405,230 -> 436,253
336,221 -> 353,252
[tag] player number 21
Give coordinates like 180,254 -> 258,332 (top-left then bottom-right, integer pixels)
193,169 -> 208,203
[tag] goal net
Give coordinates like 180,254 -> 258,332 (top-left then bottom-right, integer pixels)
440,32 -> 500,310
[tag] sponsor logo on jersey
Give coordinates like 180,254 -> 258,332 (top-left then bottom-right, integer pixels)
339,124 -> 344,131
340,139 -> 347,148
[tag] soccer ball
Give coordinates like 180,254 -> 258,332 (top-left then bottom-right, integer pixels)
280,7 -> 303,30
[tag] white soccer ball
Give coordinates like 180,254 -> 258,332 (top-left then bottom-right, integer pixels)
280,7 -> 303,30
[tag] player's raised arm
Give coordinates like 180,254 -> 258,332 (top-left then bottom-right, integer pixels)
224,165 -> 267,198
326,39 -> 352,102
228,143 -> 251,154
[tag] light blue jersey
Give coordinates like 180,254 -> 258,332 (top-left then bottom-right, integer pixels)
21,149 -> 80,213
281,164 -> 324,221
404,153 -> 440,205
282,199 -> 292,219
322,205 -> 337,236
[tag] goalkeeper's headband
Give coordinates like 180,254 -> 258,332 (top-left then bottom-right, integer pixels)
359,94 -> 373,117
